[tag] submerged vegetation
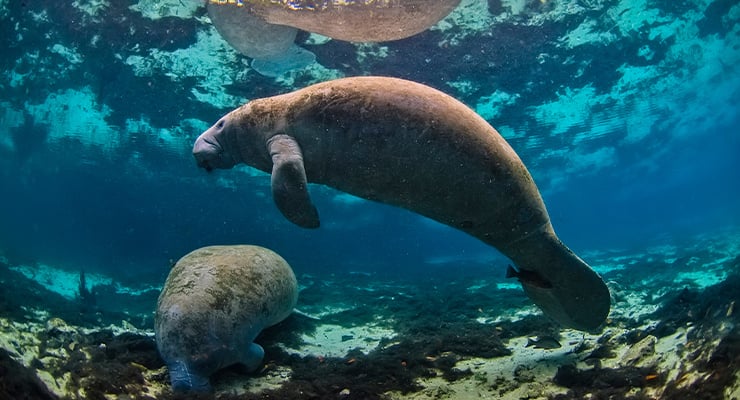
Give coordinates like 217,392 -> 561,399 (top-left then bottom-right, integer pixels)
1,244 -> 739,399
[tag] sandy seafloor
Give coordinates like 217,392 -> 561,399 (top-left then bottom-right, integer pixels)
1,228 -> 738,400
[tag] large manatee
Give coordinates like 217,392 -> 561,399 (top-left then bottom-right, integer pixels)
205,0 -> 461,76
191,76 -> 611,332
155,245 -> 298,391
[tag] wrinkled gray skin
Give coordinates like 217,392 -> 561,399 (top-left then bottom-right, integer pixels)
192,77 -> 610,332
155,245 -> 297,392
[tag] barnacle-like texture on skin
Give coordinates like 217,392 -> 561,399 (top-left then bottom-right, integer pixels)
154,245 -> 297,391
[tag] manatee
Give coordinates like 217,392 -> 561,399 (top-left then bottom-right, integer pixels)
154,245 -> 298,392
241,0 -> 462,43
192,76 -> 610,331
205,0 -> 461,76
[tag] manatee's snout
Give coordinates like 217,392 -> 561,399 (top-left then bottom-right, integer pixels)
193,135 -> 220,171
193,124 -> 236,171
168,359 -> 212,392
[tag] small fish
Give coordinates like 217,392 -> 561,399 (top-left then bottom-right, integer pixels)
525,336 -> 562,350
506,265 -> 553,289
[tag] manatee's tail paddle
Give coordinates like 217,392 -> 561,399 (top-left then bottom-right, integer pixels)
505,229 -> 611,332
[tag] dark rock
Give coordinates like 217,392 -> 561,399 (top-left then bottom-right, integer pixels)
0,348 -> 59,400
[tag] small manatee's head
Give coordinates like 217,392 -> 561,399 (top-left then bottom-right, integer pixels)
193,115 -> 240,172
167,359 -> 212,392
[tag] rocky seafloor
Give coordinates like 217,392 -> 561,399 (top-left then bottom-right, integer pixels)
1,230 -> 739,400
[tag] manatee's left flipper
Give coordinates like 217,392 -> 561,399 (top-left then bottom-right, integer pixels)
241,342 -> 265,371
267,134 -> 320,228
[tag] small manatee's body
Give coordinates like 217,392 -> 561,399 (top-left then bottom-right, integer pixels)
155,245 -> 298,392
192,77 -> 610,331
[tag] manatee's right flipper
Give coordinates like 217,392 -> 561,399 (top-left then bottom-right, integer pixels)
241,342 -> 266,372
267,134 -> 320,228
168,359 -> 211,392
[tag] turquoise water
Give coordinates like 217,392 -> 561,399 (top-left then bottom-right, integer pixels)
0,1 -> 738,399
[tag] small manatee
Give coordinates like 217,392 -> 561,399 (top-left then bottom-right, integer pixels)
154,245 -> 298,392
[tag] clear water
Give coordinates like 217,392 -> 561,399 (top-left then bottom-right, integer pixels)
0,1 -> 738,399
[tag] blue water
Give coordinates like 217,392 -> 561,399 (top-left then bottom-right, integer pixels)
0,2 -> 740,279
0,0 -> 739,397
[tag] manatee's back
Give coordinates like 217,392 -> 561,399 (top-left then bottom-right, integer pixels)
269,77 -> 609,331
155,245 -> 298,376
155,250 -> 238,375
271,77 -> 551,250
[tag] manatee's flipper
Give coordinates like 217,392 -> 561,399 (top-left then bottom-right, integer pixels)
241,342 -> 265,371
251,44 -> 316,77
267,134 -> 320,228
168,359 -> 211,392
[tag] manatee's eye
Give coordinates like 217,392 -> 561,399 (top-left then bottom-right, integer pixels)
216,120 -> 225,129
